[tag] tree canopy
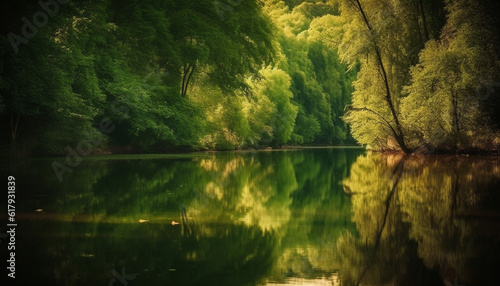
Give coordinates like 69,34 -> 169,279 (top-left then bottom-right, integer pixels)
1,0 -> 498,156
334,0 -> 500,152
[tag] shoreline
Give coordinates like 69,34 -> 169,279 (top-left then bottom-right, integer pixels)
2,144 -> 500,163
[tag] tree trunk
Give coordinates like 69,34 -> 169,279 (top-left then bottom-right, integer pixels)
419,0 -> 430,41
354,0 -> 411,153
181,63 -> 196,97
451,90 -> 461,151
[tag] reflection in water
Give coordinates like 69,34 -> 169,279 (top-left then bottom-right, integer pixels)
2,149 -> 498,285
342,152 -> 500,286
0,148 -> 362,285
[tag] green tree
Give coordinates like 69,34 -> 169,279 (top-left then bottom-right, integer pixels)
250,68 -> 299,147
402,0 -> 500,151
0,0 -> 277,154
0,0 -> 107,154
263,0 -> 356,145
336,0 -> 444,152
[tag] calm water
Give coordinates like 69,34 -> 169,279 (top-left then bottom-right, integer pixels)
1,148 -> 500,285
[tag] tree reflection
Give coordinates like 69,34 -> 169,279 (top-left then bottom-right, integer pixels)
265,149 -> 361,283
11,149 -> 363,285
341,152 -> 500,286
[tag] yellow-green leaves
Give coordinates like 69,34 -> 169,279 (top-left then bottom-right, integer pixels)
401,0 -> 500,151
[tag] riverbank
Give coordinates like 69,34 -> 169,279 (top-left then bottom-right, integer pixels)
0,144 -> 364,168
4,142 -> 500,164
368,144 -> 500,156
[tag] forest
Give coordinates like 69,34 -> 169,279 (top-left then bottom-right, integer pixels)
1,0 -> 499,157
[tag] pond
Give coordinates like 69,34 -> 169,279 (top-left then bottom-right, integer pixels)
1,148 -> 500,285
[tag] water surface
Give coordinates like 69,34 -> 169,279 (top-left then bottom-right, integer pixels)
1,148 -> 499,285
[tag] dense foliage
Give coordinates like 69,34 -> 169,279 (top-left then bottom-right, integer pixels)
0,0 -> 355,156
341,152 -> 500,285
1,0 -> 498,156
333,0 -> 500,152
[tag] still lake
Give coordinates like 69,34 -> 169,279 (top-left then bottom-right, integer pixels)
2,148 -> 500,285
